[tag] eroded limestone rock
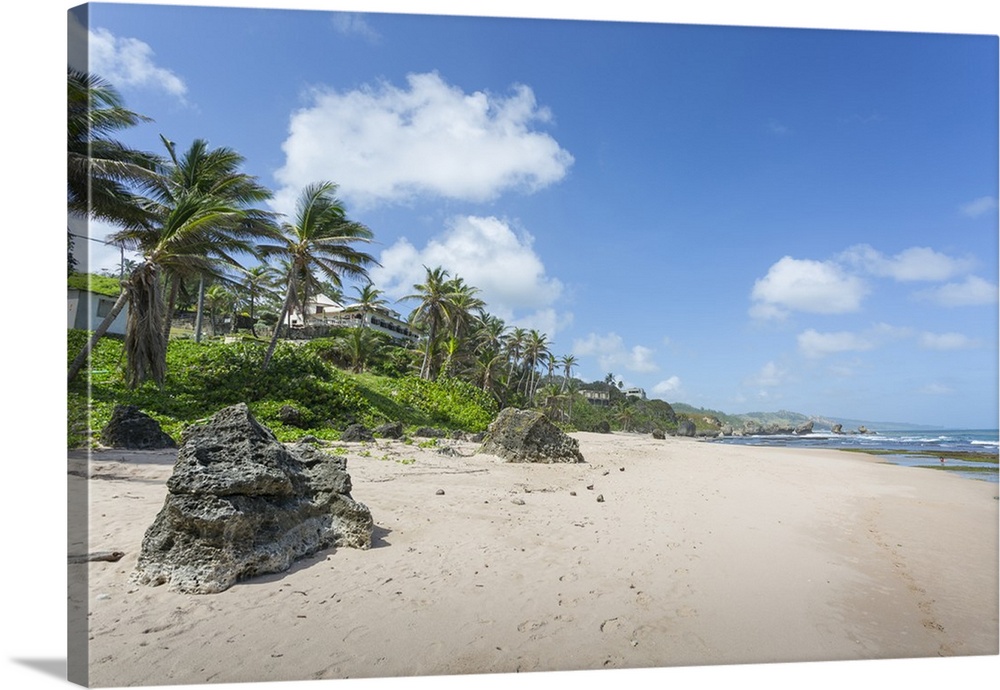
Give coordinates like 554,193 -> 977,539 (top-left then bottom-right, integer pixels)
132,403 -> 372,594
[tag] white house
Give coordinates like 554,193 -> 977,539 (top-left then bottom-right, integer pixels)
68,288 -> 128,335
288,295 -> 419,343
623,386 -> 647,400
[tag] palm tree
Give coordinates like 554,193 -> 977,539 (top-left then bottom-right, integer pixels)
350,282 -> 388,331
238,264 -> 279,337
504,327 -> 528,385
559,354 -> 579,393
68,187 -> 261,386
259,182 -> 377,370
67,69 -> 160,231
444,277 -> 485,341
522,329 -> 551,401
203,282 -> 236,335
147,137 -> 277,341
405,266 -> 457,380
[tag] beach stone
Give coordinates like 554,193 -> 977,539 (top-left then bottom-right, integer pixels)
132,403 -> 372,594
374,421 -> 404,439
414,426 -> 447,438
277,404 -> 308,428
677,419 -> 697,437
794,421 -> 814,435
340,423 -> 374,442
99,405 -> 176,450
651,429 -> 665,440
478,408 -> 584,464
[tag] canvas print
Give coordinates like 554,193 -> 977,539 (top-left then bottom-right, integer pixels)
66,1 -> 998,688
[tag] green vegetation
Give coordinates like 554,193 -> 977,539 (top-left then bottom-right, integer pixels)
68,330 -> 497,447
67,272 -> 122,297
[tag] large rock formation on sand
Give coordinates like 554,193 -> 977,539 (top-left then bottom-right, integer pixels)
132,403 -> 372,594
478,408 -> 584,463
99,404 -> 176,449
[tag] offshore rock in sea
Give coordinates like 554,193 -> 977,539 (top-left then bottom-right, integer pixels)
132,403 -> 372,594
479,408 -> 584,464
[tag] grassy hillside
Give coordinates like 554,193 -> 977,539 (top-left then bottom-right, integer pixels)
68,330 -> 498,448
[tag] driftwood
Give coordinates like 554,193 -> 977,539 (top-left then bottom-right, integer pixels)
68,551 -> 125,564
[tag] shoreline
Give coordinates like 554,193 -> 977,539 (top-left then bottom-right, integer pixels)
71,432 -> 999,686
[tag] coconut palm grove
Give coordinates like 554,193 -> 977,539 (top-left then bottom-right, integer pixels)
67,69 -> 681,447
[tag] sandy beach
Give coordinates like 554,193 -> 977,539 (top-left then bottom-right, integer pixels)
69,432 -> 998,687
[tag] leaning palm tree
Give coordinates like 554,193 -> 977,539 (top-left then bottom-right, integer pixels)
259,182 -> 377,370
68,190 -> 256,386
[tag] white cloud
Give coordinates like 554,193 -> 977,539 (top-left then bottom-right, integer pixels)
274,72 -> 573,211
797,329 -> 874,359
960,195 -> 998,217
840,244 -> 975,282
652,376 -> 682,395
572,332 -> 660,374
919,332 -> 981,350
370,215 -> 568,333
747,361 -> 787,387
750,256 -> 868,319
920,383 -> 955,396
331,12 -> 380,42
88,27 -> 187,100
916,276 -> 998,306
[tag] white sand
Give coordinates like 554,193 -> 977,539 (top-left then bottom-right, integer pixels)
69,432 -> 998,687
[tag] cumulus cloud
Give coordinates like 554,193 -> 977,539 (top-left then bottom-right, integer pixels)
797,329 -> 874,359
960,195 -> 998,217
919,332 -> 981,350
572,332 -> 660,374
274,72 -> 573,211
750,256 -> 868,319
88,27 -> 187,100
840,244 -> 975,282
370,215 -> 568,332
652,376 -> 682,395
916,276 -> 998,306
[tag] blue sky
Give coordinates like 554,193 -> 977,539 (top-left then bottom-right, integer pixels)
65,1 -> 998,428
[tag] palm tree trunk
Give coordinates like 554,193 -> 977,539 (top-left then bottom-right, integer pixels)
67,289 -> 130,384
194,275 -> 206,343
420,321 -> 437,380
162,274 -> 180,344
263,280 -> 295,370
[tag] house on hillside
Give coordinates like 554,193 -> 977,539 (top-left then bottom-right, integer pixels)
288,295 -> 419,343
581,389 -> 611,406
67,274 -> 128,335
623,386 -> 647,400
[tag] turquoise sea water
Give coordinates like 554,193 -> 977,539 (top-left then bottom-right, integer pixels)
712,429 -> 1000,483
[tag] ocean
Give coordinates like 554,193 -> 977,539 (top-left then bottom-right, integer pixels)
711,428 -> 1000,483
